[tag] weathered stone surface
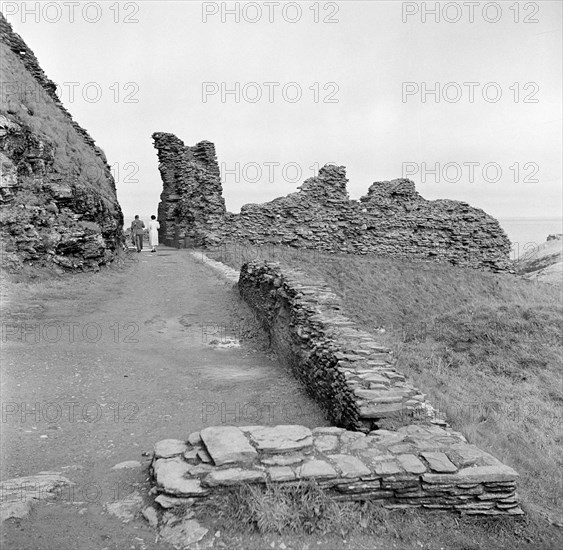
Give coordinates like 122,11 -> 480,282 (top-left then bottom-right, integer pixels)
327,454 -> 371,478
187,464 -> 214,476
204,468 -> 266,487
423,465 -> 519,485
397,454 -> 427,474
111,460 -> 142,470
183,449 -> 199,463
421,452 -> 458,473
105,493 -> 143,523
314,435 -> 339,453
154,494 -> 194,509
199,426 -> 257,466
447,444 -> 498,468
197,449 -> 213,464
261,453 -> 305,466
373,460 -> 402,476
1,500 -> 32,522
295,460 -> 337,479
312,427 -> 345,435
142,506 -> 159,528
159,518 -> 208,548
243,425 -> 313,454
153,457 -> 208,496
335,480 -> 383,493
187,432 -> 202,446
154,439 -> 188,459
0,15 -> 123,273
267,466 -> 296,482
1,472 -> 74,522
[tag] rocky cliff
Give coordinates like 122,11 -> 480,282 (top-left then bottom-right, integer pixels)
0,14 -> 123,272
153,135 -> 511,271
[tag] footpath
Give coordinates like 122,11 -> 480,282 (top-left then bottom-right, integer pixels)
1,248 -> 327,550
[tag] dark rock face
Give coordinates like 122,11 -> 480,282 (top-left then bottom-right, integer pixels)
0,14 -> 123,272
153,137 -> 511,271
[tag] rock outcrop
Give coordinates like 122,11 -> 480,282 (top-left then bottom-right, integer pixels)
515,234 -> 562,285
153,135 -> 511,271
0,14 -> 123,272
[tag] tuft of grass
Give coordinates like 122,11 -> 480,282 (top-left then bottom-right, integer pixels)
196,481 -> 561,549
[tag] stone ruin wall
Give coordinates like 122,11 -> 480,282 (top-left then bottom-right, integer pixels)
152,132 -> 226,247
238,260 -> 435,432
149,257 -> 522,519
152,133 -> 511,271
0,14 -> 123,271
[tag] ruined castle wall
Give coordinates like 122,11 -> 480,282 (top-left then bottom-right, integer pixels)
152,132 -> 226,247
153,135 -> 511,270
0,14 -> 123,271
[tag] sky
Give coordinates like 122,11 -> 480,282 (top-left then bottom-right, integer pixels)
2,1 -> 562,230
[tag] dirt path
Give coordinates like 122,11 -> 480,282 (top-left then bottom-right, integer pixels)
1,248 -> 328,550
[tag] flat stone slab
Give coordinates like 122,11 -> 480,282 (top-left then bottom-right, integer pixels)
261,453 -> 305,466
267,466 -> 296,482
204,468 -> 266,487
397,454 -> 427,474
295,459 -> 337,479
154,439 -> 188,459
159,518 -> 208,548
200,426 -> 257,466
421,452 -> 458,473
242,425 -> 313,454
327,454 -> 371,478
314,435 -> 339,453
153,457 -> 208,496
423,465 -> 519,485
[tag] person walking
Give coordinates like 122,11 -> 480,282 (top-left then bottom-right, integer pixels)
131,215 -> 145,253
148,215 -> 160,253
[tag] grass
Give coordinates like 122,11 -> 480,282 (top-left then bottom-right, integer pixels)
195,481 -> 560,549
203,242 -> 563,545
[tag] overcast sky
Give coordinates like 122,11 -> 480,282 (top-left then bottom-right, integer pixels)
3,1 -> 562,226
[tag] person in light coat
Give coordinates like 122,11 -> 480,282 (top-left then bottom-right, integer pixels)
148,215 -> 160,253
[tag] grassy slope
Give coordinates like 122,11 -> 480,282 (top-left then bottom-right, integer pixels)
206,243 -> 563,547
0,41 -> 118,211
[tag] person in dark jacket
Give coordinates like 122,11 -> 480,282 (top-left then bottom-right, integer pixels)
131,215 -> 145,252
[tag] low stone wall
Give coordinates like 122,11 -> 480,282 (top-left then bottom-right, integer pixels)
238,260 -> 439,432
151,424 -> 522,516
149,258 -> 522,518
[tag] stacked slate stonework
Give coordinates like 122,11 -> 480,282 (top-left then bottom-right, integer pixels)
152,135 -> 511,271
152,132 -> 226,248
151,424 -> 522,517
